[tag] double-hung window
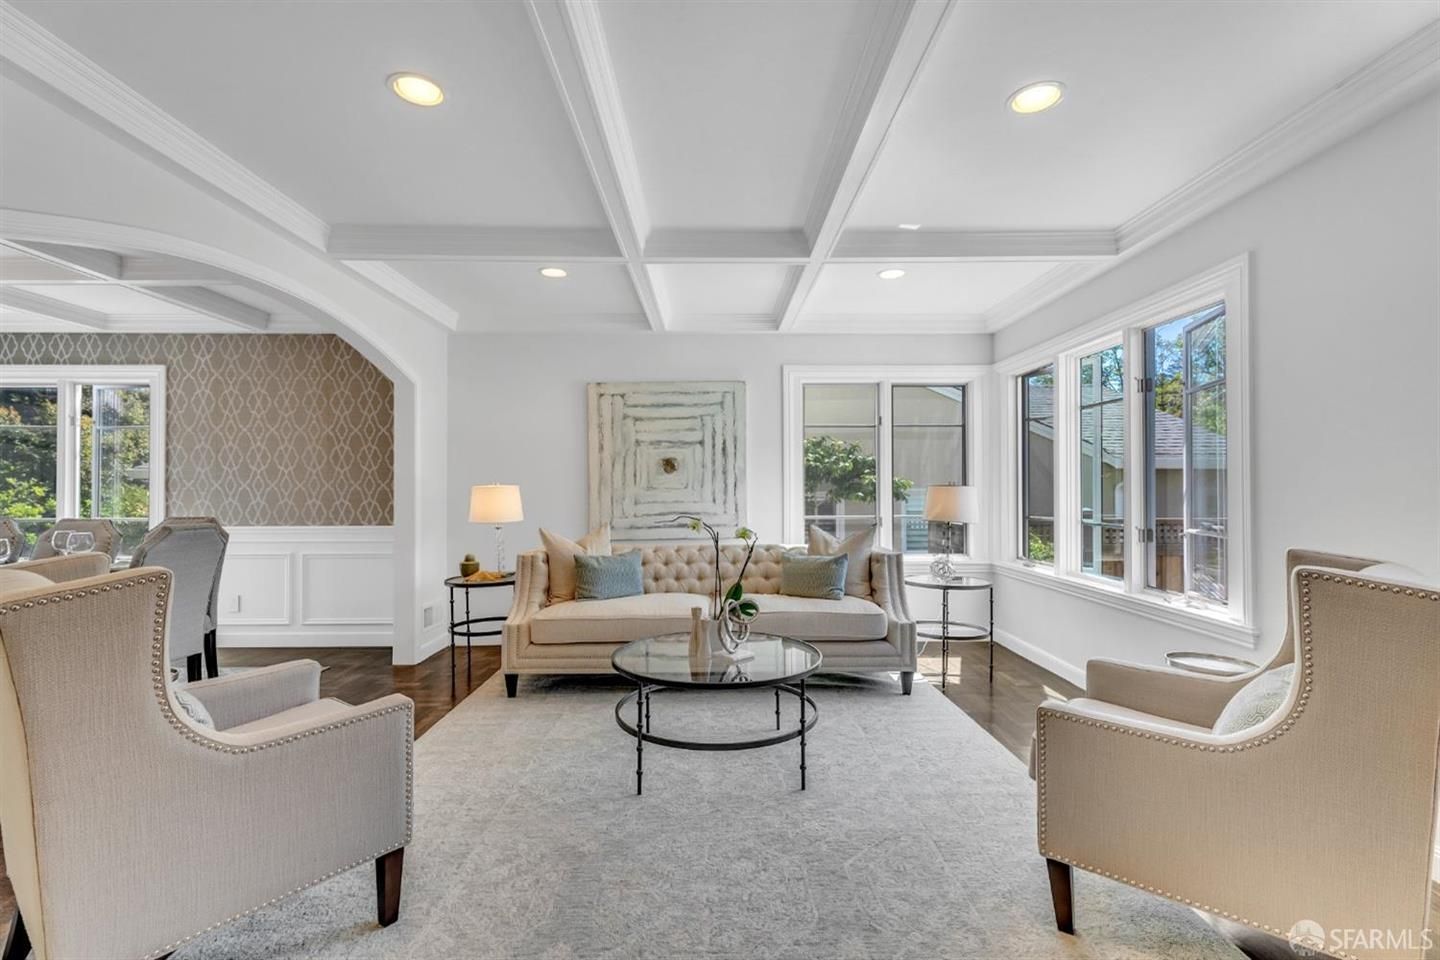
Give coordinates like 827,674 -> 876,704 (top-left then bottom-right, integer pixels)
0,365 -> 165,558
785,367 -> 980,557
1007,259 -> 1250,630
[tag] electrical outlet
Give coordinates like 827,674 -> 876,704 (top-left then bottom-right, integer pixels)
423,604 -> 436,628
227,594 -> 242,614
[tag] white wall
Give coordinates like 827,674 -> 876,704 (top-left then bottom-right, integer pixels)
447,332 -> 992,629
991,93 -> 1440,678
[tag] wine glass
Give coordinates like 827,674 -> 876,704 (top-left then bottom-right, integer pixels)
51,530 -> 73,555
68,531 -> 95,554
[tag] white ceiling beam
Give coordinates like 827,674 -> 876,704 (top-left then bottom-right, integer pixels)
0,257 -> 89,283
5,240 -> 121,279
117,255 -> 240,285
831,229 -> 1118,262
328,225 -> 624,262
138,285 -> 268,332
644,229 -> 811,263
3,240 -> 270,331
0,286 -> 109,329
527,0 -> 666,331
776,0 -> 955,331
343,261 -> 460,331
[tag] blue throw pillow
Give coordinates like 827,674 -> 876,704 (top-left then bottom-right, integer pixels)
780,553 -> 848,600
574,551 -> 644,600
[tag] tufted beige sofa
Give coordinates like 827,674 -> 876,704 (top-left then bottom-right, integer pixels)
503,542 -> 916,696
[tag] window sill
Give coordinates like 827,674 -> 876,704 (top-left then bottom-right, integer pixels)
991,559 -> 1260,649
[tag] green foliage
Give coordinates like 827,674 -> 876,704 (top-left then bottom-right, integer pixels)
1027,529 -> 1055,564
802,435 -> 913,508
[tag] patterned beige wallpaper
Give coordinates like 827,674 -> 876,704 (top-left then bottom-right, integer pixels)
0,333 -> 393,525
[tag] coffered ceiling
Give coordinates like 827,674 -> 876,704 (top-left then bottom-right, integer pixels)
2,0 -> 1436,335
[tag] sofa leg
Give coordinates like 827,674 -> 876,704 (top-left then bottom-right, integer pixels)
1046,858 -> 1074,934
203,628 -> 219,678
376,848 -> 404,927
504,673 -> 518,698
4,908 -> 31,960
185,653 -> 203,683
900,671 -> 914,695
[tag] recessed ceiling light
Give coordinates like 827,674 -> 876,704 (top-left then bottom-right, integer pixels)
539,267 -> 568,279
877,268 -> 906,280
898,223 -> 922,231
388,72 -> 444,107
1008,80 -> 1064,115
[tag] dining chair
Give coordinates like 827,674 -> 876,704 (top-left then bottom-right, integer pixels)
30,518 -> 121,561
129,518 -> 229,681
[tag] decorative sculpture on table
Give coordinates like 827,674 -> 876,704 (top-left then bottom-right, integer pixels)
676,515 -> 759,661
588,380 -> 746,540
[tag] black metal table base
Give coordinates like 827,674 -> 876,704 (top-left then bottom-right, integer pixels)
615,681 -> 817,795
914,584 -> 995,688
447,579 -> 509,699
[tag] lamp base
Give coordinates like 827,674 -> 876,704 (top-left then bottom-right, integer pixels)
929,554 -> 959,581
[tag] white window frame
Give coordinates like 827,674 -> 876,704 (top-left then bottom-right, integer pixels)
0,365 -> 167,537
995,256 -> 1254,645
782,365 -> 988,558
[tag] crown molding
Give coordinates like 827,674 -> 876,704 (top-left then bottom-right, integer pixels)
644,229 -> 811,262
327,224 -> 623,261
1117,19 -> 1440,253
668,312 -> 778,332
832,229 -> 1117,261
0,2 -> 330,251
527,0 -> 665,330
796,312 -> 989,335
982,262 -> 1107,331
778,0 -> 955,331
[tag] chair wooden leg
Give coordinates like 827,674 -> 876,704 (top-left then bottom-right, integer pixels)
185,653 -> 203,683
504,673 -> 518,698
1046,858 -> 1074,934
376,847 -> 404,927
3,909 -> 31,960
900,671 -> 914,695
203,629 -> 219,678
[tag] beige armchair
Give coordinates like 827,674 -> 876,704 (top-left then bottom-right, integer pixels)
1035,549 -> 1440,959
0,567 -> 414,960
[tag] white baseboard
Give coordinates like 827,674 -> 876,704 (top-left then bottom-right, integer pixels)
413,622 -> 454,664
216,630 -> 392,649
993,627 -> 1085,689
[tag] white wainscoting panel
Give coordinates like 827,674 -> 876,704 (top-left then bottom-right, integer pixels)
217,527 -> 395,647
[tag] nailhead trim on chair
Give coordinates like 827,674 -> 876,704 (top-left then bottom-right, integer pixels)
1035,572 -> 1438,960
0,571 -> 415,959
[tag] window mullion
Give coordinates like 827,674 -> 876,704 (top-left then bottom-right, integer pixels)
1123,327 -> 1147,597
1053,356 -> 1078,576
56,379 -> 79,520
876,381 -> 894,550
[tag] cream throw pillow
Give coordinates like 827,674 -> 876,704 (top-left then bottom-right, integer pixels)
807,525 -> 875,599
1212,663 -> 1294,735
540,523 -> 611,603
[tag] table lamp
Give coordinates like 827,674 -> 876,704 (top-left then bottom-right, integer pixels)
923,484 -> 977,580
469,484 -> 524,574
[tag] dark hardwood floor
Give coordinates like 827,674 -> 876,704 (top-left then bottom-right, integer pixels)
2,640 -> 1433,958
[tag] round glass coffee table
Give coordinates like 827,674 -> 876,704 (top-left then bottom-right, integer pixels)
611,633 -> 821,795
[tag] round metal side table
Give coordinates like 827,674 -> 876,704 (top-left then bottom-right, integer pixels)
904,574 -> 994,688
1165,650 -> 1259,677
445,574 -> 514,697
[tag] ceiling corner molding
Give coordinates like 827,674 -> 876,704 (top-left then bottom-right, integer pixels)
643,229 -> 811,262
668,312 -> 778,333
0,1 -> 330,250
342,261 -> 459,331
527,0 -> 666,331
1117,18 -> 1440,253
777,0 -> 955,331
795,312 -> 989,336
832,229 -> 1118,261
982,262 -> 1107,331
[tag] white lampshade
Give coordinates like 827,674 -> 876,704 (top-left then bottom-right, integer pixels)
469,484 -> 524,524
923,485 -> 979,524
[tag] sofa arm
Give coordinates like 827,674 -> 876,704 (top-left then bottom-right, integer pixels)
871,549 -> 916,669
504,550 -> 548,654
1084,659 -> 1246,729
14,552 -> 112,583
185,659 -> 322,731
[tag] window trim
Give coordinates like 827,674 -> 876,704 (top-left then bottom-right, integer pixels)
1017,363 -> 1056,565
0,364 -> 167,535
995,255 -> 1253,637
782,365 -> 988,556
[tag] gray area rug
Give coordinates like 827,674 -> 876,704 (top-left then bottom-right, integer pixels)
179,673 -> 1240,959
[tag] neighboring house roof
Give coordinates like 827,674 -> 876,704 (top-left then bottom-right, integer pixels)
1024,383 -> 1224,470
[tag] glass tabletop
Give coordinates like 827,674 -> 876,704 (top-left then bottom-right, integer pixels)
612,634 -> 822,688
903,574 -> 992,590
